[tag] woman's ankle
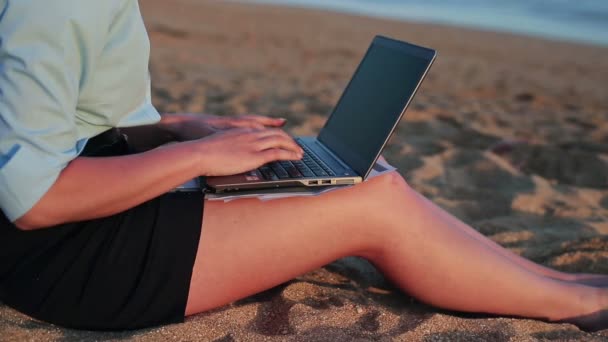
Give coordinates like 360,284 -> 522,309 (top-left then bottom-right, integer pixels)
550,286 -> 607,329
573,286 -> 605,319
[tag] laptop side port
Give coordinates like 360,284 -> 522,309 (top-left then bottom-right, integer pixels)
309,180 -> 319,185
321,180 -> 331,185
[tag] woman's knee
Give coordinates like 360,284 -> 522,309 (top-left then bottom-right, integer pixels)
379,170 -> 410,187
364,171 -> 413,200
354,171 -> 413,217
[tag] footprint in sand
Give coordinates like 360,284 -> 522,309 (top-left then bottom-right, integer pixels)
500,144 -> 608,188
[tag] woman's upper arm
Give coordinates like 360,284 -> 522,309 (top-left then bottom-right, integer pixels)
0,1 -> 103,223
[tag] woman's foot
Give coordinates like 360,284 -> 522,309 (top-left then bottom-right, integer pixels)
558,310 -> 608,332
554,287 -> 608,332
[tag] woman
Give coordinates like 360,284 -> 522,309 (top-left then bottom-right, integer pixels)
0,0 -> 606,332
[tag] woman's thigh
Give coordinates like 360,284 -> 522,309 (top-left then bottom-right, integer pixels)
185,172 -> 406,315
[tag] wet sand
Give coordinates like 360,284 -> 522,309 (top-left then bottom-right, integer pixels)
1,0 -> 608,340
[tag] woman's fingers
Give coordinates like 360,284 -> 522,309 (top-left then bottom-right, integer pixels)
224,119 -> 266,130
253,129 -> 302,152
238,115 -> 286,127
260,148 -> 302,164
255,135 -> 303,155
253,128 -> 293,140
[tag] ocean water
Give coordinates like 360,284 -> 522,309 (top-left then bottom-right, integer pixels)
249,0 -> 608,47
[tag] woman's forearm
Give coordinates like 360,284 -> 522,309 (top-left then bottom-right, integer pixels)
14,127 -> 304,230
15,141 -> 204,230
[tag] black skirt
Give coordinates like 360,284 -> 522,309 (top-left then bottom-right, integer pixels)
0,130 -> 204,330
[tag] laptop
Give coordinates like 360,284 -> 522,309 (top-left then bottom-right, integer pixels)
205,35 -> 436,193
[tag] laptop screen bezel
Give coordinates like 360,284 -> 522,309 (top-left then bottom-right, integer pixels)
317,35 -> 437,179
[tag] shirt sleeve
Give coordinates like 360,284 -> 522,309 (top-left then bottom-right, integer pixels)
0,2 -> 99,221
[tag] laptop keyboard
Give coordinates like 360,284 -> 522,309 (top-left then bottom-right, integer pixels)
258,142 -> 336,180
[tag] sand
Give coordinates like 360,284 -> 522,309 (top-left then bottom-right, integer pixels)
1,0 -> 608,340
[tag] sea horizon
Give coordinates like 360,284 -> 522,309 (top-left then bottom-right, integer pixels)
246,0 -> 608,47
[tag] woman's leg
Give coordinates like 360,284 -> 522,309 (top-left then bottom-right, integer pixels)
412,191 -> 608,284
185,172 -> 606,329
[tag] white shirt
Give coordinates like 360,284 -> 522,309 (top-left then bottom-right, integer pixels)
0,0 -> 161,221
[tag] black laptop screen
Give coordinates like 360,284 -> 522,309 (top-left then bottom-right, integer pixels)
318,36 -> 434,178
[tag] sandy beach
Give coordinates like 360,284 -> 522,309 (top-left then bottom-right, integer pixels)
1,0 -> 608,340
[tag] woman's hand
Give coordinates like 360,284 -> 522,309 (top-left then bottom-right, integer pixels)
163,113 -> 287,141
194,128 -> 304,176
